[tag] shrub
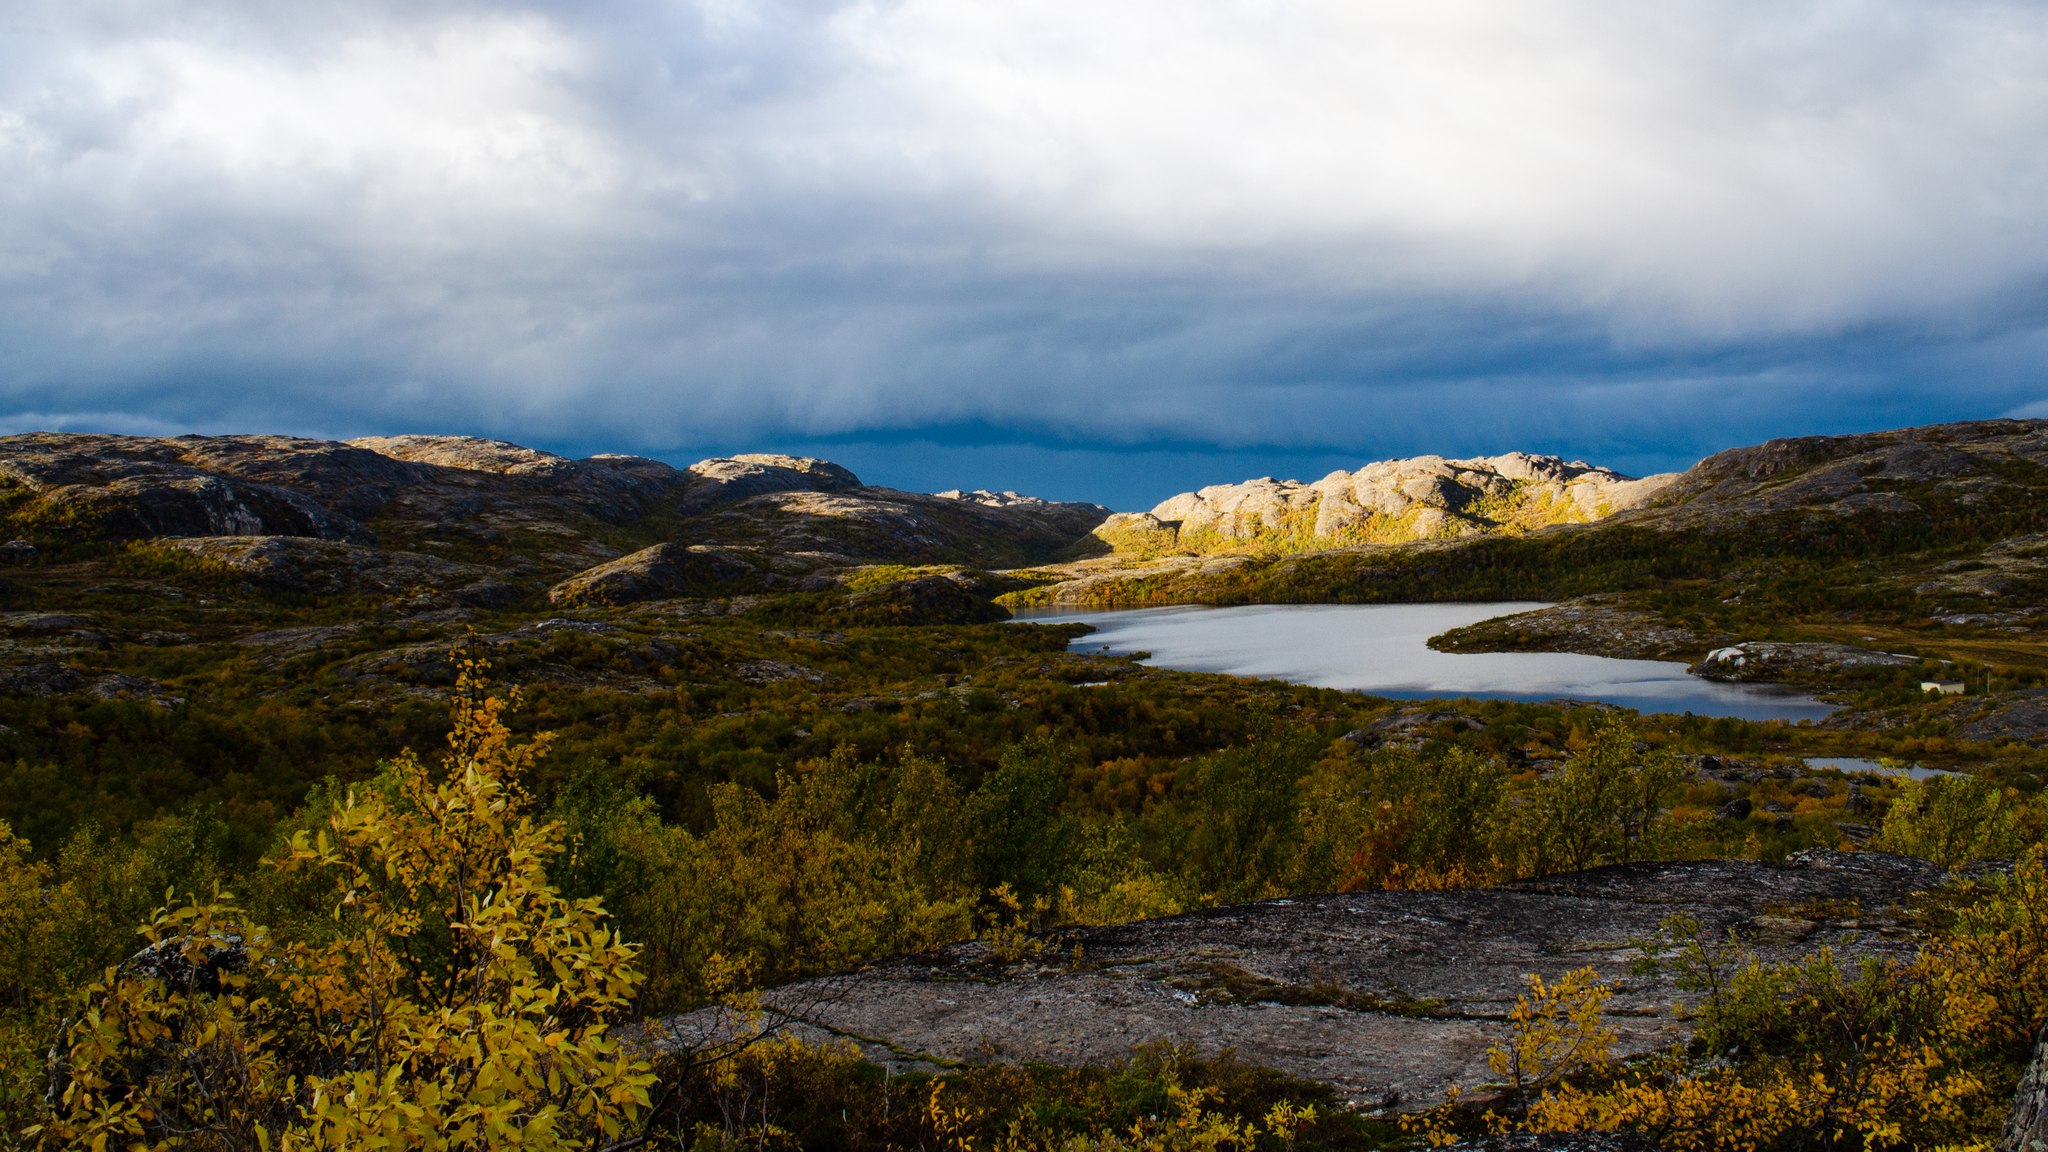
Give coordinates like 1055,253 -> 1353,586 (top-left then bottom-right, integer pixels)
30,658 -> 655,1151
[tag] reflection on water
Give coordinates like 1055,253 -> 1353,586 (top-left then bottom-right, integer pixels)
1803,756 -> 1954,781
1018,602 -> 1833,722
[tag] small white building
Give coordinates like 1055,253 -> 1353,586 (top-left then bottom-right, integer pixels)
1921,680 -> 1966,696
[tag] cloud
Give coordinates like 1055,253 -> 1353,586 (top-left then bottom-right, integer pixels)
1,1 -> 2046,487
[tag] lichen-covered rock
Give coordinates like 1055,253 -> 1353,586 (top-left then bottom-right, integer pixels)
1430,599 -> 1730,661
0,433 -> 1110,581
345,435 -> 576,476
0,662 -> 83,696
1117,453 -> 1674,556
695,486 -> 1109,570
349,435 -> 692,520
678,454 -> 863,510
934,489 -> 1066,508
1625,419 -> 2048,530
1954,690 -> 2048,747
659,851 -> 1949,1111
1690,642 -> 1918,682
548,543 -> 763,606
0,661 -> 180,706
0,434 -> 386,542
153,536 -> 496,598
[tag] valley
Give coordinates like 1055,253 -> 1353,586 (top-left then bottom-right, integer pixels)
1,421 -> 2046,1149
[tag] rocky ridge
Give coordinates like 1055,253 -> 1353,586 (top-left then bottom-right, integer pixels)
1614,420 -> 2048,531
1099,452 -> 1675,557
0,433 -> 1110,607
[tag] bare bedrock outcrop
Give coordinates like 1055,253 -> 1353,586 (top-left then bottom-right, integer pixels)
1689,641 -> 1919,683
1100,453 -> 1675,556
1428,599 -> 1727,662
655,851 -> 1950,1112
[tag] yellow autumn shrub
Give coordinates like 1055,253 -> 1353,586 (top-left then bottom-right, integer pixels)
30,656 -> 655,1151
1455,889 -> 2041,1152
1486,967 -> 1618,1108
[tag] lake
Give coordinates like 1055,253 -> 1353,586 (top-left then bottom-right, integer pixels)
1803,756 -> 1953,781
1018,602 -> 1833,722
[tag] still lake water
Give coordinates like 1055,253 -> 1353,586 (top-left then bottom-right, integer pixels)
1019,602 -> 1834,722
1803,756 -> 1953,781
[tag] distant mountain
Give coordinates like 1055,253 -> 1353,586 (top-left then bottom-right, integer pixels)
0,433 -> 1109,606
1097,452 -> 1675,557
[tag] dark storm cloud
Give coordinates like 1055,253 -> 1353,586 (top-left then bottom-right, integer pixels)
3,1 -> 2048,500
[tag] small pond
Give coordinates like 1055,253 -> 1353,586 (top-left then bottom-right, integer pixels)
1803,756 -> 1954,781
1018,602 -> 1833,722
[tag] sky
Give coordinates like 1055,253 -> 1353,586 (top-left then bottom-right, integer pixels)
4,1 -> 2048,510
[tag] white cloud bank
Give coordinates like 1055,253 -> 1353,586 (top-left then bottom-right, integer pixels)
2,0 -> 2046,460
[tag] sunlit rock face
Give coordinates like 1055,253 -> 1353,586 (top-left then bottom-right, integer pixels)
679,454 -> 864,510
1109,452 -> 1677,555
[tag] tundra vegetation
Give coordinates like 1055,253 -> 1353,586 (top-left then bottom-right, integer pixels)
3,651 -> 2044,1148
2,426 -> 2048,1148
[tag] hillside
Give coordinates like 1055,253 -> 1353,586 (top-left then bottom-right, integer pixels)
0,433 -> 1109,604
1015,421 -> 2048,693
1094,452 -> 1674,558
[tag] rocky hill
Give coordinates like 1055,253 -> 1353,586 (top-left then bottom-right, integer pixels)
0,434 -> 1109,606
1610,419 -> 2048,532
1022,420 -> 2048,616
1096,452 -> 1675,557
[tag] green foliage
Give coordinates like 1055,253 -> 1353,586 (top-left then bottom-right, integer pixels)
1519,726 -> 1690,874
1291,725 -> 1689,893
29,661 -> 655,1151
551,746 -> 981,1012
964,740 -> 1082,902
1875,774 -> 2044,865
0,814 -> 238,1137
644,1037 -> 1382,1151
1294,744 -> 1511,891
1174,729 -> 1321,903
